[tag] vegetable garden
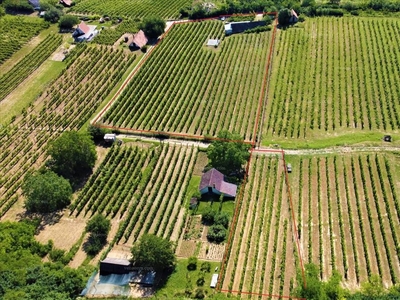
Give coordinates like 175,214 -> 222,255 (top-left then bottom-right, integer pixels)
0,16 -> 49,66
0,45 -> 135,218
287,153 -> 400,288
0,34 -> 62,102
263,17 -> 400,141
220,154 -> 299,297
71,0 -> 191,19
70,144 -> 198,245
99,20 -> 273,141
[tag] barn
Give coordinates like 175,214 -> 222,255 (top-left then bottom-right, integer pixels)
72,21 -> 99,42
199,168 -> 237,198
100,257 -> 131,275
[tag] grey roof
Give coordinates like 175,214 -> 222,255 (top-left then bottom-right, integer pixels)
101,257 -> 131,266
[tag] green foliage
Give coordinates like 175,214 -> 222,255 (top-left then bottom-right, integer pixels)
131,234 -> 176,272
214,212 -> 229,228
0,221 -> 89,299
44,7 -> 64,23
278,8 -> 292,26
361,274 -> 385,298
87,124 -> 110,143
187,256 -> 197,270
194,287 -> 205,298
140,16 -> 166,39
3,0 -> 34,12
49,249 -> 66,263
0,6 -> 5,17
84,214 -> 111,255
200,262 -> 211,273
46,131 -> 97,183
207,224 -> 227,243
22,170 -> 72,213
207,130 -> 250,176
202,208 -> 216,224
59,15 -> 79,30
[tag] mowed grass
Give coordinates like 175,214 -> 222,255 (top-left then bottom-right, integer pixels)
262,17 -> 400,147
100,20 -> 272,141
0,60 -> 65,126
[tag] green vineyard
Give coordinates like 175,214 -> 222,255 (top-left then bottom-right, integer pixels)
0,16 -> 49,66
287,153 -> 400,287
100,20 -> 273,141
0,46 -> 135,218
0,35 -> 62,102
71,144 -> 197,245
71,0 -> 191,19
264,17 -> 400,141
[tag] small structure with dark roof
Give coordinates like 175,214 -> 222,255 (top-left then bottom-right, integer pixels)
100,258 -> 131,275
384,135 -> 392,142
129,30 -> 148,50
199,168 -> 237,198
224,20 -> 266,35
130,270 -> 156,286
289,9 -> 299,24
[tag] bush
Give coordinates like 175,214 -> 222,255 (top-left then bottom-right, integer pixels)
196,275 -> 205,286
200,262 -> 211,273
194,288 -> 205,299
49,249 -> 66,262
202,208 -> 216,224
59,15 -> 79,30
187,256 -> 198,270
141,45 -> 148,53
207,224 -> 227,243
214,212 -> 229,228
44,7 -> 64,23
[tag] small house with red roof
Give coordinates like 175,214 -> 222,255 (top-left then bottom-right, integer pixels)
59,0 -> 72,7
72,21 -> 98,42
199,168 -> 237,198
129,30 -> 148,50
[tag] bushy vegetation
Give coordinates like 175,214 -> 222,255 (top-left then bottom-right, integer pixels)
0,221 -> 91,299
140,16 -> 166,39
22,170 -> 72,213
59,15 -> 79,30
84,214 -> 111,255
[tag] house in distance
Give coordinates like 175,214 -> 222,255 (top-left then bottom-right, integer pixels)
224,20 -> 266,35
72,21 -> 98,42
199,168 -> 237,198
129,30 -> 148,50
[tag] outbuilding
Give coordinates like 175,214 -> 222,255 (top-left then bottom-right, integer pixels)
210,274 -> 219,288
104,133 -> 116,144
100,257 -> 131,275
199,168 -> 237,198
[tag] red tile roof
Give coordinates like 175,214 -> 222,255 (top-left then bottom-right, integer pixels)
60,0 -> 72,6
199,168 -> 237,197
132,30 -> 148,48
78,21 -> 90,34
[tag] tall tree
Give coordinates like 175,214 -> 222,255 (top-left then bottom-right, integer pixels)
140,16 -> 166,39
84,214 -> 111,255
207,130 -> 250,175
46,131 -> 97,183
131,234 -> 176,272
22,170 -> 72,213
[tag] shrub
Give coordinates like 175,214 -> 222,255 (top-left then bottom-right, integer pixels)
200,262 -> 211,273
187,256 -> 198,270
202,208 -> 216,224
207,224 -> 227,243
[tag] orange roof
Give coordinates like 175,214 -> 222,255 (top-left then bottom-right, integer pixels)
78,21 -> 90,34
60,0 -> 72,6
132,30 -> 148,48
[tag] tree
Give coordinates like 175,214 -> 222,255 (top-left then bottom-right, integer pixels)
214,212 -> 229,228
187,256 -> 197,270
207,130 -> 250,175
59,15 -> 79,30
202,208 -> 216,224
131,234 -> 176,272
278,8 -> 292,26
0,6 -> 5,17
46,131 -> 97,183
361,274 -> 385,298
44,7 -> 63,23
84,214 -> 110,255
140,16 -> 166,39
22,170 -> 72,213
207,224 -> 226,243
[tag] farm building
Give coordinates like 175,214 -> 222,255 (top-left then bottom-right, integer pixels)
199,168 -> 237,198
100,258 -> 131,275
130,270 -> 156,286
210,274 -> 219,288
206,39 -> 220,47
129,30 -> 148,50
72,21 -> 98,42
59,0 -> 72,7
224,20 -> 266,35
104,133 -> 117,144
289,9 -> 299,23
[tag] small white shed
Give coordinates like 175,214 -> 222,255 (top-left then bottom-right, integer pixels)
210,274 -> 219,288
104,133 -> 116,143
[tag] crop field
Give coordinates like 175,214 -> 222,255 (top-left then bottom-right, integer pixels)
0,45 -> 135,218
0,16 -> 49,65
287,153 -> 400,288
0,34 -> 62,102
99,20 -> 273,141
263,17 -> 400,141
93,20 -> 138,45
70,144 -> 198,246
71,0 -> 191,19
220,154 -> 299,298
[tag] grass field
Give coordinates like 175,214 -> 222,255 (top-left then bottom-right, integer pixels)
99,20 -> 273,141
262,17 -> 400,147
286,153 -> 400,288
71,0 -> 191,19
